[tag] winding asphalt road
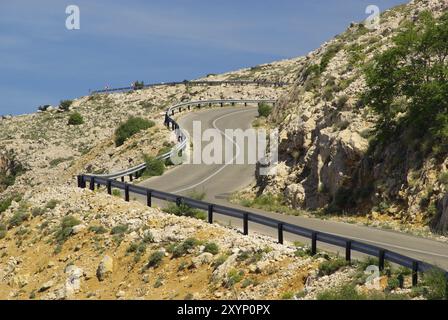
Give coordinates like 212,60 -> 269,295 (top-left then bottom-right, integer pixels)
139,106 -> 448,270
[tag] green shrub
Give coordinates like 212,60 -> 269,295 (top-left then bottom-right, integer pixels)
258,103 -> 272,118
142,232 -> 155,244
317,284 -> 366,300
110,224 -> 128,235
59,100 -> 73,111
204,242 -> 220,255
336,95 -> 349,109
147,251 -> 164,268
320,43 -> 344,73
68,112 -> 84,125
420,268 -> 447,300
225,269 -> 244,288
114,117 -> 155,147
31,207 -> 45,217
318,258 -> 349,276
112,189 -> 121,197
0,198 -> 13,213
54,216 -> 81,244
282,292 -> 295,300
127,242 -> 147,262
0,224 -> 7,239
8,210 -> 30,228
213,255 -> 228,269
88,225 -> 108,234
438,172 -> 448,189
133,81 -> 145,90
172,238 -> 200,258
164,203 -> 206,221
45,199 -> 59,210
144,156 -> 165,177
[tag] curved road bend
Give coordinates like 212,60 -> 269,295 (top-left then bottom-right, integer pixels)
137,106 -> 448,270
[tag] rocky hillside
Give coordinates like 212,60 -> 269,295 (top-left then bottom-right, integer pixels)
247,0 -> 448,235
0,186 -> 430,300
0,82 -> 283,199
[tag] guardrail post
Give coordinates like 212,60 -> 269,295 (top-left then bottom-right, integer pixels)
243,213 -> 249,235
89,177 -> 95,191
412,261 -> 419,287
220,103 -> 223,107
172,110 -> 175,116
345,241 -> 352,263
311,232 -> 317,256
208,205 -> 214,224
188,106 -> 191,111
379,250 -> 386,272
107,180 -> 112,195
121,176 -> 124,183
244,102 -> 247,106
129,174 -> 133,182
124,184 -> 130,202
277,223 -> 284,244
146,190 -> 152,207
176,197 -> 182,207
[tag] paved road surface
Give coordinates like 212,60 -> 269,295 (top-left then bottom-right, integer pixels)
138,106 -> 448,269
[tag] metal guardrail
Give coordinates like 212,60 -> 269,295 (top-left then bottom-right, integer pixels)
92,99 -> 277,180
91,80 -> 290,94
77,174 -> 448,288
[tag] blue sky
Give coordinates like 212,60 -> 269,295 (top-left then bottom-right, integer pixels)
0,0 -> 407,115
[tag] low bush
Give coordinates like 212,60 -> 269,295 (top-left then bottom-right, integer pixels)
45,199 -> 59,210
147,251 -> 164,268
204,242 -> 220,255
59,100 -> 73,111
172,238 -> 200,258
164,203 -> 206,221
110,224 -> 128,235
68,112 -> 84,125
114,117 -> 155,147
88,225 -> 108,234
54,216 -> 81,244
0,224 -> 7,239
225,269 -> 244,288
318,258 -> 349,276
420,268 -> 447,300
258,103 -> 272,118
144,156 -> 165,177
8,209 -> 30,228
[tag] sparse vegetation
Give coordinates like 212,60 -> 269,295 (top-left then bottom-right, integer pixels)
110,224 -> 128,235
88,225 -> 108,234
0,224 -> 7,239
59,100 -> 73,111
147,251 -> 164,268
45,199 -> 59,210
54,216 -> 81,244
318,258 -> 349,276
172,238 -> 200,258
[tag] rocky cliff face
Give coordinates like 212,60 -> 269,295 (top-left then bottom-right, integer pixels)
257,0 -> 448,234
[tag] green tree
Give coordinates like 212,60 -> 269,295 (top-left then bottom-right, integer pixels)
364,11 -> 448,155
